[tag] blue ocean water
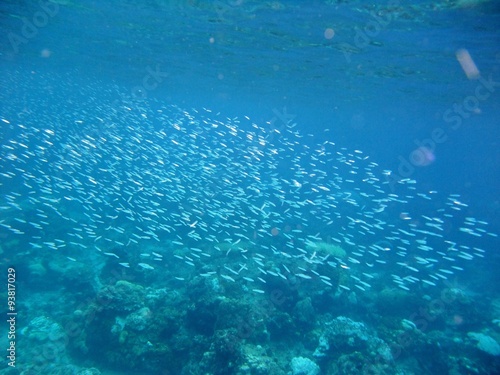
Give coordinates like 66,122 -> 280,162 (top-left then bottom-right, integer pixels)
1,1 -> 499,374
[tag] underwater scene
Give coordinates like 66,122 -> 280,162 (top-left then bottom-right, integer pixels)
1,1 -> 499,374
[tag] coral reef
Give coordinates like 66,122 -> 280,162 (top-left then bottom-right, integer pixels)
468,332 -> 500,356
17,316 -> 100,374
96,280 -> 146,312
313,316 -> 393,372
290,356 -> 320,375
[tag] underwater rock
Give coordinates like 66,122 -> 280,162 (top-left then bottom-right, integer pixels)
76,369 -> 102,375
214,328 -> 243,359
125,307 -> 152,332
197,328 -> 243,374
28,260 -> 47,277
237,344 -> 286,375
375,287 -> 420,316
293,297 -> 316,328
290,356 -> 320,375
267,311 -> 295,341
18,316 -> 70,373
21,315 -> 66,344
468,332 -> 500,356
96,280 -> 146,311
313,316 -> 393,365
401,319 -> 418,331
186,299 -> 219,336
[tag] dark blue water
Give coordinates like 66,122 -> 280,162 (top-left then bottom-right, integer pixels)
1,1 -> 499,374
2,1 -> 498,213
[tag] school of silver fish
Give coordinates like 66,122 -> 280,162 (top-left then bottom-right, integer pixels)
0,99 -> 497,294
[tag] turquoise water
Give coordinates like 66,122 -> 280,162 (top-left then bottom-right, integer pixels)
1,1 -> 499,374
